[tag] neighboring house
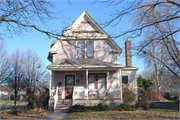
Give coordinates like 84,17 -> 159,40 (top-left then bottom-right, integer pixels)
47,11 -> 138,112
0,85 -> 11,100
13,89 -> 26,100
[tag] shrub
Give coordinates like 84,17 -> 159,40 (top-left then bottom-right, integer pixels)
111,106 -> 123,111
70,104 -> 86,112
136,95 -> 149,110
9,108 -> 19,114
146,88 -> 162,100
10,94 -> 14,100
27,102 -> 36,109
118,103 -> 137,111
70,103 -> 137,112
163,92 -> 171,100
95,103 -> 111,111
122,87 -> 136,104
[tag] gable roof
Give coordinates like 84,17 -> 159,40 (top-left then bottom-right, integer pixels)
49,11 -> 122,55
46,58 -> 125,70
48,40 -> 57,62
0,85 -> 11,92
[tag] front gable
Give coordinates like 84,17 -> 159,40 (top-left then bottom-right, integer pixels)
48,11 -> 122,63
63,11 -> 107,38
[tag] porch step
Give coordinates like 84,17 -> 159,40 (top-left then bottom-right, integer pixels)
55,106 -> 71,113
56,100 -> 72,105
56,106 -> 71,109
54,99 -> 72,113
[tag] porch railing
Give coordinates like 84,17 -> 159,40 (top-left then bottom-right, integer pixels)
54,86 -> 58,110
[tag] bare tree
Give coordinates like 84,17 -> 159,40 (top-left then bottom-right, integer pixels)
95,0 -> 180,78
0,38 -> 11,84
140,40 -> 169,95
0,0 -> 64,39
6,48 -> 26,108
23,49 -> 49,92
5,48 -> 49,108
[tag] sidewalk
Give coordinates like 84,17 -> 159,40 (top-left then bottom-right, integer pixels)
44,112 -> 69,120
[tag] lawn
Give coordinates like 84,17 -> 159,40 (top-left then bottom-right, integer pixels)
65,100 -> 179,119
64,108 -> 179,119
1,108 -> 53,119
0,100 -> 28,107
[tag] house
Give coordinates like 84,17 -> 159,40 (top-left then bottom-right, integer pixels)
0,85 -> 11,100
46,11 -> 138,112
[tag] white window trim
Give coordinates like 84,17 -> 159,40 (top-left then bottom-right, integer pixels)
76,40 -> 94,59
121,74 -> 129,84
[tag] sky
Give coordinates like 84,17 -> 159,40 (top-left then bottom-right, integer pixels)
3,0 -> 144,74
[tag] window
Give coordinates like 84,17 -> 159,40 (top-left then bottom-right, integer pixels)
87,41 -> 94,57
88,74 -> 106,92
78,42 -> 85,58
122,76 -> 128,84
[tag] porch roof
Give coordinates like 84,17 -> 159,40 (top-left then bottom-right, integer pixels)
46,58 -> 125,71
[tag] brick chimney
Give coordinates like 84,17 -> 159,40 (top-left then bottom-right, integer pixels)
125,39 -> 132,67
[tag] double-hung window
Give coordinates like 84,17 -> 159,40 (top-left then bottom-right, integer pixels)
87,41 -> 94,58
122,76 -> 128,84
77,42 -> 85,58
88,74 -> 106,92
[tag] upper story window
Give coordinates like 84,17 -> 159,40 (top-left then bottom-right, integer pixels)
87,41 -> 94,58
78,42 -> 85,58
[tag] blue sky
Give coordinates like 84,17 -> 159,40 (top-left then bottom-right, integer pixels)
3,0 -> 144,74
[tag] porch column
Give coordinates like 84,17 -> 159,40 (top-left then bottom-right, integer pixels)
49,70 -> 52,98
106,71 -> 109,89
119,69 -> 122,99
86,69 -> 88,88
52,71 -> 54,89
118,70 -> 120,89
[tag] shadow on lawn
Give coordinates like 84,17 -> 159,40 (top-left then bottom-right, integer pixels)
150,102 -> 179,110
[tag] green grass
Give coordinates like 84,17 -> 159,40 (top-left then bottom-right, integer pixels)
0,100 -> 28,107
64,108 -> 179,119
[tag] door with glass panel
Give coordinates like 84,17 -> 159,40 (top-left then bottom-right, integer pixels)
88,74 -> 106,93
65,75 -> 75,99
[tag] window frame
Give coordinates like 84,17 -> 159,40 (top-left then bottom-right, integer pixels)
121,75 -> 128,84
86,41 -> 94,58
77,41 -> 85,58
88,73 -> 107,91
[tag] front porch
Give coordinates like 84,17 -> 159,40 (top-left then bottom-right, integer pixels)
48,70 -> 123,112
46,59 -> 124,112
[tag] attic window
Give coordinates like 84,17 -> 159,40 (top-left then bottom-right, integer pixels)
78,42 -> 85,58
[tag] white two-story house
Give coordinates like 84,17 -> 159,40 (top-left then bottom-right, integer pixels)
47,11 -> 138,112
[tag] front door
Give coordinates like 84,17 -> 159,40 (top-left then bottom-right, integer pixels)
65,75 -> 75,99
